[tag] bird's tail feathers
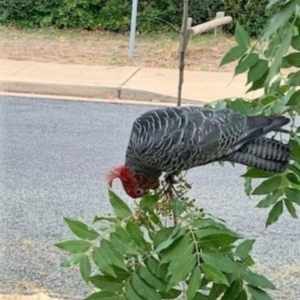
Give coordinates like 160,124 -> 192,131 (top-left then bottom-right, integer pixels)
226,137 -> 290,173
239,115 -> 290,146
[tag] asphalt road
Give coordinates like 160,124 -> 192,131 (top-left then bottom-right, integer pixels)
0,95 -> 299,299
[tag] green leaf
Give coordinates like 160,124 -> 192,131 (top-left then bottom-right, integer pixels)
200,252 -> 241,273
235,22 -> 250,47
263,1 -> 297,40
155,226 -> 185,253
93,215 -> 117,223
125,284 -> 145,300
138,266 -> 166,291
60,253 -> 84,268
108,189 -> 132,218
201,263 -> 229,286
209,283 -> 227,300
139,193 -> 160,211
247,70 -> 269,92
264,38 -> 280,58
195,227 -> 240,239
92,246 -> 116,277
221,278 -> 243,300
191,218 -> 228,229
241,270 -> 276,289
170,197 -> 187,215
266,26 -> 293,84
266,0 -> 282,8
236,290 -> 247,300
167,245 -> 196,287
187,267 -> 202,300
100,240 -> 128,271
284,198 -> 298,218
240,255 -> 256,267
90,275 -> 124,292
55,240 -> 91,253
269,79 -> 282,93
276,84 -> 291,95
266,200 -> 284,227
247,59 -> 269,84
146,257 -> 168,281
256,190 -> 282,208
159,289 -> 181,299
289,164 -> 300,178
291,35 -> 300,50
291,139 -> 300,162
287,90 -> 300,106
64,218 -> 99,241
226,98 -> 253,115
111,266 -> 132,281
284,52 -> 300,67
80,254 -> 91,283
131,274 -> 161,300
242,169 -> 274,178
86,291 -> 121,300
247,286 -> 273,300
220,46 -> 247,67
198,230 -> 240,247
110,231 -> 140,256
149,210 -> 163,226
235,53 -> 259,75
154,228 -> 174,248
126,221 -> 150,252
161,234 -> 192,264
193,293 -> 209,300
235,239 -> 255,259
286,172 -> 300,185
252,176 -> 281,195
286,187 -> 300,205
214,100 -> 228,110
244,176 -> 252,196
288,70 -> 300,86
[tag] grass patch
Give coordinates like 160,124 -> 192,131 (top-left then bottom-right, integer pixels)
0,26 -> 236,71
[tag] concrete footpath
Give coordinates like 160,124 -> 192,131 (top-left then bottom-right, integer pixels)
0,59 -> 261,104
0,294 -> 65,300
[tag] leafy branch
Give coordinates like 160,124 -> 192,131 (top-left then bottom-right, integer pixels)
208,0 -> 300,226
56,183 -> 276,300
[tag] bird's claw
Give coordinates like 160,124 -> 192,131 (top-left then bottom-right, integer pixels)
164,172 -> 180,184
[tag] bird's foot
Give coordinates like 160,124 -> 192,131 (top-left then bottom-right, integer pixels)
164,172 -> 180,184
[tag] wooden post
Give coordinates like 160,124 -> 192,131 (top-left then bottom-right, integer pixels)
214,11 -> 225,36
189,16 -> 232,36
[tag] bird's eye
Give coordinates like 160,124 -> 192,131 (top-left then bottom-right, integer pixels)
136,188 -> 143,196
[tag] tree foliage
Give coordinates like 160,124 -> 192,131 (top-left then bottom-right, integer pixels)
56,187 -> 276,300
207,0 -> 300,227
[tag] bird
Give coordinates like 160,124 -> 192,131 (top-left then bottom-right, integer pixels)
107,106 -> 291,198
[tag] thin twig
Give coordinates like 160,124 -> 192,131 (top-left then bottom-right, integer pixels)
177,0 -> 189,107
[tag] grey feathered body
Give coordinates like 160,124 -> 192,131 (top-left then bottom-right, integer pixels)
125,106 -> 290,178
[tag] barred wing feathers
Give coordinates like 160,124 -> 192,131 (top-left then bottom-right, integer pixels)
125,107 -> 289,174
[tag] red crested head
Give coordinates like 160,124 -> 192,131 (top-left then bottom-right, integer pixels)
107,165 -> 159,198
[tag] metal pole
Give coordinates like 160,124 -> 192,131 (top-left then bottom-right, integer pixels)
129,0 -> 138,58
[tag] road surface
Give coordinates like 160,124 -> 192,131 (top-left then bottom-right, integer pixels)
0,95 -> 299,299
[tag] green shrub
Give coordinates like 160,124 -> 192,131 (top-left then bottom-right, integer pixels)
0,0 -> 275,36
222,0 -> 273,37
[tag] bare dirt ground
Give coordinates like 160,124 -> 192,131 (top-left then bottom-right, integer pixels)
0,26 -> 236,72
